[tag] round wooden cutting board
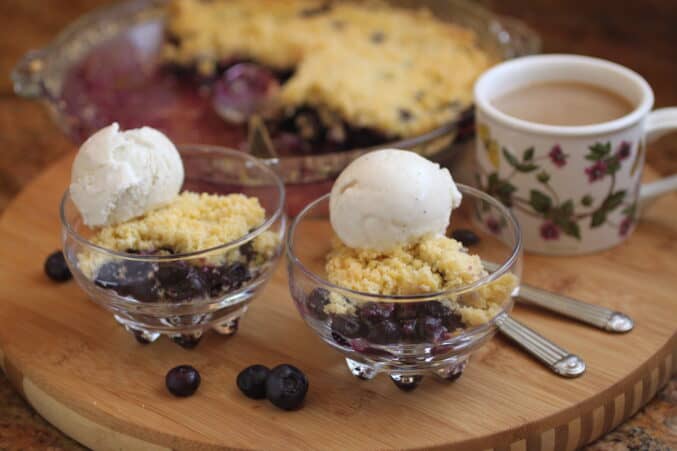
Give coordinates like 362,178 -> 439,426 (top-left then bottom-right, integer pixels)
0,154 -> 675,451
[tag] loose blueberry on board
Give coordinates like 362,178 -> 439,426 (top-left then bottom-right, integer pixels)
265,364 -> 308,411
44,250 -> 72,282
237,365 -> 271,399
452,229 -> 480,247
166,365 -> 201,397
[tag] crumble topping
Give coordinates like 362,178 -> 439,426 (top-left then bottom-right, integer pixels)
325,235 -> 517,326
326,235 -> 485,295
163,0 -> 492,138
78,191 -> 279,277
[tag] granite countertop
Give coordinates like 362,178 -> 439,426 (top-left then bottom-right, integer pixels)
0,0 -> 675,449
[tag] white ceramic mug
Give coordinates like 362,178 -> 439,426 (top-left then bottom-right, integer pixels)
474,54 -> 677,255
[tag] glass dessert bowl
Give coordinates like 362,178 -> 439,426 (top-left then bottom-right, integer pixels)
61,146 -> 286,348
286,185 -> 522,389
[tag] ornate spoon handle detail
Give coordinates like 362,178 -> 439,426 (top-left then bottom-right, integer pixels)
495,314 -> 586,378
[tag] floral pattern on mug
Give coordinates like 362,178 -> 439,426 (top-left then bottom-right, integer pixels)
477,123 -> 638,241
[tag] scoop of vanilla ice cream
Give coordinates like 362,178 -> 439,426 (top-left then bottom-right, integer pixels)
330,149 -> 462,251
70,123 -> 184,227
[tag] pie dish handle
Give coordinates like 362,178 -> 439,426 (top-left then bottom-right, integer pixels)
12,48 -> 48,99
638,107 -> 677,211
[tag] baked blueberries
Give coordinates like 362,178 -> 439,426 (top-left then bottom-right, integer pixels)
395,303 -> 418,320
95,260 -> 159,302
451,229 -> 480,247
331,332 -> 351,347
443,311 -> 464,332
237,365 -> 270,399
400,319 -> 418,339
156,261 -> 191,286
198,266 -> 226,296
265,364 -> 308,411
367,319 -> 401,344
359,302 -> 395,323
418,316 -> 448,343
44,250 -> 72,282
239,241 -> 255,261
331,315 -> 366,339
166,365 -> 201,397
166,270 -> 206,302
419,301 -> 446,317
224,261 -> 251,289
306,288 -> 330,320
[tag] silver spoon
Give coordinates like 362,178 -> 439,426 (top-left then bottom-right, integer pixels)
495,313 -> 586,378
483,260 -> 633,333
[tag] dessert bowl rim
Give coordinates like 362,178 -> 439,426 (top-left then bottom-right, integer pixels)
286,183 -> 522,301
60,145 -> 286,261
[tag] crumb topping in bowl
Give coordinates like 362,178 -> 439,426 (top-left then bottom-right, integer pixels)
78,191 -> 279,277
325,234 -> 517,326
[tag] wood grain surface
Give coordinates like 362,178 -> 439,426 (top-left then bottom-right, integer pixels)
1,0 -> 676,449
0,153 -> 674,450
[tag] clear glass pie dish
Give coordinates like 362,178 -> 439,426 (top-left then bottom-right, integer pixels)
61,146 -> 286,348
12,0 -> 540,215
286,185 -> 522,389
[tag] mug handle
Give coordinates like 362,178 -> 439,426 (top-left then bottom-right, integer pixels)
638,107 -> 677,210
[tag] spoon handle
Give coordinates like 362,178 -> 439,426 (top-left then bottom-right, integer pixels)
481,260 -> 633,333
495,314 -> 586,378
517,284 -> 634,333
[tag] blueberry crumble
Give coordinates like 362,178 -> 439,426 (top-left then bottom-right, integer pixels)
304,235 -> 517,347
158,0 -> 490,152
78,191 -> 279,303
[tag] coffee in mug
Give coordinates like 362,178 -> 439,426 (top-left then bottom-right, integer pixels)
492,81 -> 634,126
